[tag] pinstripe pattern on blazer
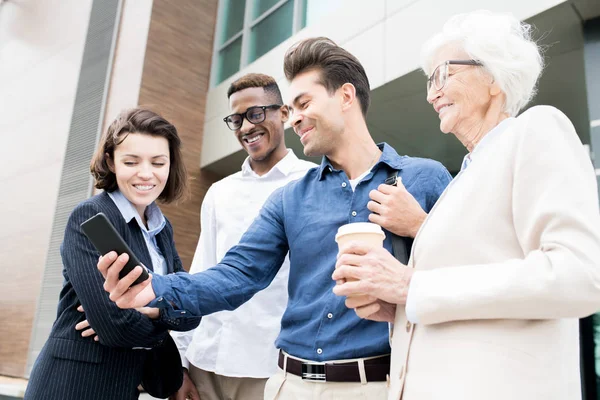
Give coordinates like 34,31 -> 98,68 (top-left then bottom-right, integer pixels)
25,191 -> 197,400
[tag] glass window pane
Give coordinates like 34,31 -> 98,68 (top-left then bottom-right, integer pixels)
249,0 -> 293,62
299,0 -> 307,30
216,37 -> 242,84
252,0 -> 281,20
219,0 -> 246,45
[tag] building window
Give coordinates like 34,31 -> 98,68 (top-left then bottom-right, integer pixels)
213,0 -> 307,85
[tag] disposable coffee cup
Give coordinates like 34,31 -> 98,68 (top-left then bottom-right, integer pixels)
335,222 -> 386,254
335,223 -> 385,299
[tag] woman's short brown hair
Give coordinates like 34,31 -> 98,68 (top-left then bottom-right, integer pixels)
283,37 -> 371,118
90,108 -> 188,203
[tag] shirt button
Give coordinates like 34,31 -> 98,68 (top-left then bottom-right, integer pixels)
327,313 -> 333,319
157,297 -> 163,302
341,182 -> 347,188
317,348 -> 323,355
406,321 -> 412,332
351,211 -> 357,217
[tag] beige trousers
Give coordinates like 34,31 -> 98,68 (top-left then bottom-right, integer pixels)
264,353 -> 388,400
188,365 -> 267,400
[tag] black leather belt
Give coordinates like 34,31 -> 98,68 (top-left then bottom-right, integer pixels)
278,350 -> 390,382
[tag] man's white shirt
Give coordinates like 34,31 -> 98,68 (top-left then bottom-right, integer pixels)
171,149 -> 316,378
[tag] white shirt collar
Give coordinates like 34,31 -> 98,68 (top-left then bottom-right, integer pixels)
241,149 -> 299,178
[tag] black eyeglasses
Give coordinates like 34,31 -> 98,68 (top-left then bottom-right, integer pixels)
223,104 -> 282,131
427,60 -> 483,92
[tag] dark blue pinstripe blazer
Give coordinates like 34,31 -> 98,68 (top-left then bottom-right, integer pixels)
25,192 -> 199,400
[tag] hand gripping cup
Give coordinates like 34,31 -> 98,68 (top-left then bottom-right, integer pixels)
335,222 -> 386,299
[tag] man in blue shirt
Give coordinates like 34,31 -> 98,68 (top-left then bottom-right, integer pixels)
99,37 -> 451,399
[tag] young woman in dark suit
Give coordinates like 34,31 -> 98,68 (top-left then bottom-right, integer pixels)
25,108 -> 199,400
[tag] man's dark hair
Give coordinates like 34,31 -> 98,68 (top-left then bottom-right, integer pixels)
283,37 -> 370,117
227,73 -> 283,105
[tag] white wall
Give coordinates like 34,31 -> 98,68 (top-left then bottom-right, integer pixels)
0,0 -> 93,376
0,0 -> 93,308
200,0 -> 565,169
102,0 -> 153,133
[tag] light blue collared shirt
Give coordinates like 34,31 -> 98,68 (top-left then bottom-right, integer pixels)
108,190 -> 168,275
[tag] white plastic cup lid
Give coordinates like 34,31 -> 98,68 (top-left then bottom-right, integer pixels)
335,222 -> 385,242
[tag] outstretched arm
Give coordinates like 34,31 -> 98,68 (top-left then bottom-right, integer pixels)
99,187 -> 290,318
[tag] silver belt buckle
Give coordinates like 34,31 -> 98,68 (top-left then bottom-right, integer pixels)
301,363 -> 326,382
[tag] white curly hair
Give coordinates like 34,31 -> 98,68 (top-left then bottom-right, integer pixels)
420,10 -> 544,116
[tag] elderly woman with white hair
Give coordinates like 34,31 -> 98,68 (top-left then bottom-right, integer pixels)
333,10 -> 600,400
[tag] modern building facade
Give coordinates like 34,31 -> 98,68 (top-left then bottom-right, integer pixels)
1,0 -> 599,398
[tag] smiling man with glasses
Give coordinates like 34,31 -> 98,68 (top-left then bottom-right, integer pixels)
170,73 -> 316,400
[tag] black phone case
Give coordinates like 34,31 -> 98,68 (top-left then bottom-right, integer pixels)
80,212 -> 150,286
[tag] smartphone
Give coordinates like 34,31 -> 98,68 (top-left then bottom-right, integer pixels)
80,212 -> 149,286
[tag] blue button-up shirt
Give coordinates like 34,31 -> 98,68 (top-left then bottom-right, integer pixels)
151,143 -> 451,361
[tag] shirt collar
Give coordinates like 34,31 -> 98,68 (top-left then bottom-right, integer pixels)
241,149 -> 300,178
107,189 -> 166,235
460,117 -> 515,171
317,142 -> 405,180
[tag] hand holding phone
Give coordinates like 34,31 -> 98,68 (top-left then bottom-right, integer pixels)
81,212 -> 150,286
